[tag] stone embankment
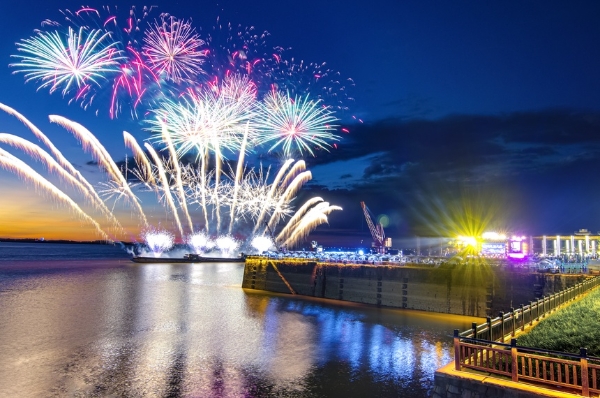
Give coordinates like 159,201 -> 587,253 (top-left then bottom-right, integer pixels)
242,257 -> 589,317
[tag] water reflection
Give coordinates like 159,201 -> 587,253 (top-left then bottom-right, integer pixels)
0,260 -> 480,397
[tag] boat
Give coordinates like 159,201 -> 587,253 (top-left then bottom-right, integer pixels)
131,253 -> 246,263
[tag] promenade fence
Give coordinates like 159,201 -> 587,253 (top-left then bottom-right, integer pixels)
453,276 -> 600,397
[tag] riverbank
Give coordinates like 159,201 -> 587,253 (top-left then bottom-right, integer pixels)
433,278 -> 600,398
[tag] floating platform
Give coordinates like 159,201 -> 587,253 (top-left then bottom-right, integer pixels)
131,254 -> 246,263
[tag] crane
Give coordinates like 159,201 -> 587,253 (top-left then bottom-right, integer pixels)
360,201 -> 385,253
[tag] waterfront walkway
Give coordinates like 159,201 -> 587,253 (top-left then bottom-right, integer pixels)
434,362 -> 584,398
435,277 -> 600,397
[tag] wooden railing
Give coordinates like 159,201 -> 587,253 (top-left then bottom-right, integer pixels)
454,276 -> 600,396
454,337 -> 600,396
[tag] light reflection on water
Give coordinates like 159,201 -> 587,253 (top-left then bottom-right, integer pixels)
0,258 -> 481,397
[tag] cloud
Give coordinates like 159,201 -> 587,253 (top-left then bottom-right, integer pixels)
305,108 -> 600,237
100,108 -> 600,238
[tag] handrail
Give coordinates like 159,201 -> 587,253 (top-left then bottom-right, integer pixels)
458,335 -> 600,363
458,276 -> 600,342
454,337 -> 600,397
453,276 -> 600,397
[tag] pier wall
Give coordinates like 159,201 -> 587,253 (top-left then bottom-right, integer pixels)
242,258 -> 587,317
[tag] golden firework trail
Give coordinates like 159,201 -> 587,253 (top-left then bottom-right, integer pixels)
275,196 -> 323,243
283,214 -> 328,248
0,148 -> 110,241
253,158 -> 295,233
265,170 -> 312,233
50,115 -> 148,227
229,122 -> 249,234
144,143 -> 184,238
282,203 -> 342,247
0,103 -> 116,226
280,160 -> 306,189
123,131 -> 156,186
161,122 -> 194,234
0,133 -> 123,232
213,144 -> 222,232
200,146 -> 210,232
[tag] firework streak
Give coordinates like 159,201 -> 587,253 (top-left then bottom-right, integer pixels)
2,6 -> 351,251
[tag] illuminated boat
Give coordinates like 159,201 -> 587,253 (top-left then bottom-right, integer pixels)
131,253 -> 246,263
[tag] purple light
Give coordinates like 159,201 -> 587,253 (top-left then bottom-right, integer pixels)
507,252 -> 525,259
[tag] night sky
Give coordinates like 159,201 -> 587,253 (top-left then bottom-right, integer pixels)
2,0 -> 600,244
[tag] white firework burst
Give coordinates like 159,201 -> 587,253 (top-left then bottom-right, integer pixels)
256,91 -> 339,157
11,26 -> 124,96
143,16 -> 206,83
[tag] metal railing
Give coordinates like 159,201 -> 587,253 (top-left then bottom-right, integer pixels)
454,276 -> 600,396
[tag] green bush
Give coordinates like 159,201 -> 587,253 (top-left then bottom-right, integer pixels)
517,287 -> 600,357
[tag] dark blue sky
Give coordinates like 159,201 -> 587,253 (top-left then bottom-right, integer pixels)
4,1 -> 600,120
2,1 -> 600,242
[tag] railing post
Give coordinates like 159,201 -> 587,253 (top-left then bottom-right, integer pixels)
520,304 -> 524,331
486,316 -> 492,341
454,329 -> 461,371
570,286 -> 573,301
472,322 -> 478,339
536,299 -> 540,320
499,311 -> 505,342
510,307 -> 516,337
529,301 -> 534,326
542,296 -> 546,316
581,347 -> 589,397
511,338 -> 518,382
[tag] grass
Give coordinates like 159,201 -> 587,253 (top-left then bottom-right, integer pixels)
517,285 -> 600,357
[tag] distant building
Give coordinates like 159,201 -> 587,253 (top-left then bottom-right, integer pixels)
575,229 -> 591,236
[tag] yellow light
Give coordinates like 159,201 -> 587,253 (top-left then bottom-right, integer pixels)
482,231 -> 507,240
457,235 -> 478,247
465,237 -> 477,247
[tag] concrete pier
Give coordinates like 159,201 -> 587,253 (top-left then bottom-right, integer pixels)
242,258 -> 589,317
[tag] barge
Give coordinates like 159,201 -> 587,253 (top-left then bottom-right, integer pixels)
132,253 -> 246,263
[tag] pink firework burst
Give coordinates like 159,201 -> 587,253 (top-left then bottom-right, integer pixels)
143,16 -> 207,83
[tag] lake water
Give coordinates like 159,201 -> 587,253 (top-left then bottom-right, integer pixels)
0,242 -> 480,397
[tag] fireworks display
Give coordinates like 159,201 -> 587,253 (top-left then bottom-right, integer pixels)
187,231 -> 211,254
257,91 -> 339,157
143,16 -> 207,83
251,236 -> 274,253
143,229 -> 175,257
10,6 -> 354,123
11,27 -> 124,98
216,235 -> 238,255
1,6 -> 352,255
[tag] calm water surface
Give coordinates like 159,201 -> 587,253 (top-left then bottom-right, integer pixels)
0,243 -> 481,397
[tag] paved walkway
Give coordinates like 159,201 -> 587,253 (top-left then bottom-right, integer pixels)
436,362 -> 584,397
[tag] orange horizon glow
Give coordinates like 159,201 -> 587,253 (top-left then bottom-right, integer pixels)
0,181 -> 148,241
